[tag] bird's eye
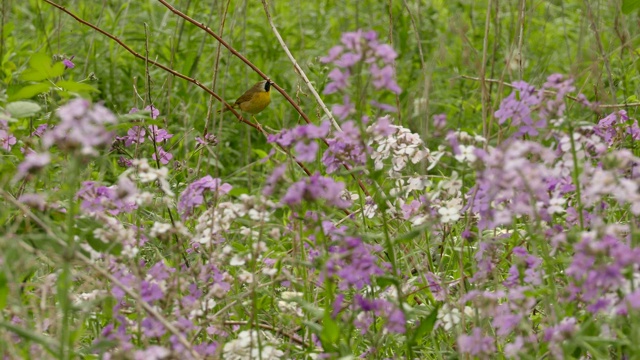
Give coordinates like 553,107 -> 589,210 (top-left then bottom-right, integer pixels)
264,81 -> 271,92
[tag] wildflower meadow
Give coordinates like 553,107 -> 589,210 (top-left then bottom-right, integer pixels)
3,0 -> 640,359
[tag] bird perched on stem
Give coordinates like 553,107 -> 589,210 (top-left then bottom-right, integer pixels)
219,80 -> 272,115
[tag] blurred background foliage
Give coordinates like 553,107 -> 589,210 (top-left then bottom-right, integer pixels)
2,0 -> 639,184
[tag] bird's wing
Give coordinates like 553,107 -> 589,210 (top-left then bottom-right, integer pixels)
233,89 -> 256,106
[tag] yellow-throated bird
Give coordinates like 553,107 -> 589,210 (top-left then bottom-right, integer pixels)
220,80 -> 272,115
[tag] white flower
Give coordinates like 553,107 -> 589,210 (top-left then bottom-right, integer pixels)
230,255 -> 246,266
454,144 -> 477,164
223,330 -> 284,360
252,241 -> 267,253
150,222 -> 172,237
277,291 -> 304,317
262,267 -> 277,276
547,196 -> 567,214
238,270 -> 254,284
437,306 -> 460,331
406,176 -> 431,192
438,198 -> 462,223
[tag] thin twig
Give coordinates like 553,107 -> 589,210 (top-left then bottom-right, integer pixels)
516,0 -> 525,80
157,0 -> 314,126
480,0 -> 493,141
42,0 -> 258,131
259,0 -> 341,132
584,0 -> 617,103
159,0 -> 370,196
458,75 -> 640,109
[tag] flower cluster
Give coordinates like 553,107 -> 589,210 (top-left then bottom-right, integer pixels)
223,330 -> 284,359
76,180 -> 138,216
367,115 -> 432,175
267,121 -> 330,162
42,98 -> 117,156
178,175 -> 232,218
281,172 -> 351,209
494,74 -> 588,137
193,194 -> 276,246
321,29 -> 400,94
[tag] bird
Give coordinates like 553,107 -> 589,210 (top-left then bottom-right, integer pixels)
219,80 -> 272,115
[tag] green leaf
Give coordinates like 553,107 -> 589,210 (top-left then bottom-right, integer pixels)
0,272 -> 7,310
55,80 -> 99,94
319,312 -> 340,348
410,306 -> 439,344
252,149 -> 269,159
20,53 -> 65,81
5,101 -> 42,118
9,83 -> 51,100
228,187 -> 249,197
623,0 -> 640,14
0,321 -> 60,356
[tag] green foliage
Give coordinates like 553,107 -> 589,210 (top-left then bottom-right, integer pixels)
3,0 -> 640,359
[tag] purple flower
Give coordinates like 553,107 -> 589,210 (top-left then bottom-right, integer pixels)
368,115 -> 395,137
76,181 -> 137,215
281,173 -> 351,208
370,100 -> 396,112
63,56 -> 75,69
144,105 -> 160,119
294,141 -> 319,162
148,261 -> 174,281
18,193 -> 46,211
148,125 -> 173,142
332,293 -> 345,318
263,164 -> 287,196
492,309 -> 522,336
323,236 -> 385,290
152,146 -> 173,165
31,124 -> 48,137
335,52 -> 362,68
624,290 -> 640,310
324,68 -> 351,94
374,44 -> 397,64
0,129 -> 16,151
433,113 -> 446,129
121,126 -> 146,147
140,281 -> 164,303
195,133 -> 218,147
141,317 -> 166,338
42,99 -> 117,155
178,176 -> 232,218
370,64 -> 401,94
385,307 -> 406,334
322,121 -> 367,173
292,121 -> 331,139
544,317 -> 577,344
320,46 -> 344,63
15,152 -> 51,180
332,96 -> 355,120
457,328 -> 495,357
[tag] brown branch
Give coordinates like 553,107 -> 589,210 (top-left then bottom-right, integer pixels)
41,0 -> 259,131
42,0 -> 322,193
259,0 -> 341,132
158,0 -> 371,197
45,0 -> 368,201
156,0 -> 313,125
